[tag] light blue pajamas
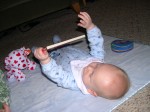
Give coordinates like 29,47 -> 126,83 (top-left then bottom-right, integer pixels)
41,26 -> 105,91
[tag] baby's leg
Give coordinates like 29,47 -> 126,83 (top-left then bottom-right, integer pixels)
49,35 -> 62,59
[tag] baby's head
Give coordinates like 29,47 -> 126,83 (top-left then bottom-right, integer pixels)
82,62 -> 130,99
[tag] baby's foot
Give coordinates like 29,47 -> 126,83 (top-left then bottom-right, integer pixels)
50,35 -> 61,58
31,46 -> 37,54
52,35 -> 61,44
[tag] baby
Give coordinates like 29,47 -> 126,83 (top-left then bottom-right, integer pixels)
33,12 -> 130,99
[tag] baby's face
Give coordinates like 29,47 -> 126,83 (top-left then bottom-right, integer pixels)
82,62 -> 103,96
82,62 -> 129,99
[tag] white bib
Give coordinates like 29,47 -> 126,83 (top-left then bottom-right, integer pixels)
70,58 -> 103,94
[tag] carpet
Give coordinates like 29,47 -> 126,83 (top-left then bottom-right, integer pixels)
87,0 -> 150,45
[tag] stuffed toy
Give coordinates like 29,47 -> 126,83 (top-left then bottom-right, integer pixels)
4,47 -> 36,82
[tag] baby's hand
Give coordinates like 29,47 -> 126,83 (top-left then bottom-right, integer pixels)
0,103 -> 11,112
77,12 -> 95,30
34,47 -> 50,64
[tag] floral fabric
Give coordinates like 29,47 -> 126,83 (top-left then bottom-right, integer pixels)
0,69 -> 10,106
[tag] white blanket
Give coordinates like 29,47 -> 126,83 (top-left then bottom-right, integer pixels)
9,35 -> 150,112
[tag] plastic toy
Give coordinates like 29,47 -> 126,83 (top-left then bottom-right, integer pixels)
111,40 -> 134,52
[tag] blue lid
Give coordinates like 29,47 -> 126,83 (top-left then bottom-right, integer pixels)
111,40 -> 134,52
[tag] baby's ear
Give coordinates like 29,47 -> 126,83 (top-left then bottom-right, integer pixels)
87,89 -> 98,97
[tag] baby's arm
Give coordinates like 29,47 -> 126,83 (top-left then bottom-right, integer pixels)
78,12 -> 105,60
34,48 -> 77,90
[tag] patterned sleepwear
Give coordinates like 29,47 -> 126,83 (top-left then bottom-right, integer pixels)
41,26 -> 105,94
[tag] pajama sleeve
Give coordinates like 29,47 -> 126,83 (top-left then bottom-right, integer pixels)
86,26 -> 105,60
41,59 -> 78,90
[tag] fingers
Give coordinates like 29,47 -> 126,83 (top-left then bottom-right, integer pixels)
2,103 -> 11,112
78,12 -> 95,30
78,15 -> 88,28
78,19 -> 86,28
82,12 -> 91,20
78,12 -> 91,26
34,47 -> 50,64
34,47 -> 49,60
77,12 -> 93,29
78,12 -> 91,21
41,48 -> 47,55
35,47 -> 47,55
